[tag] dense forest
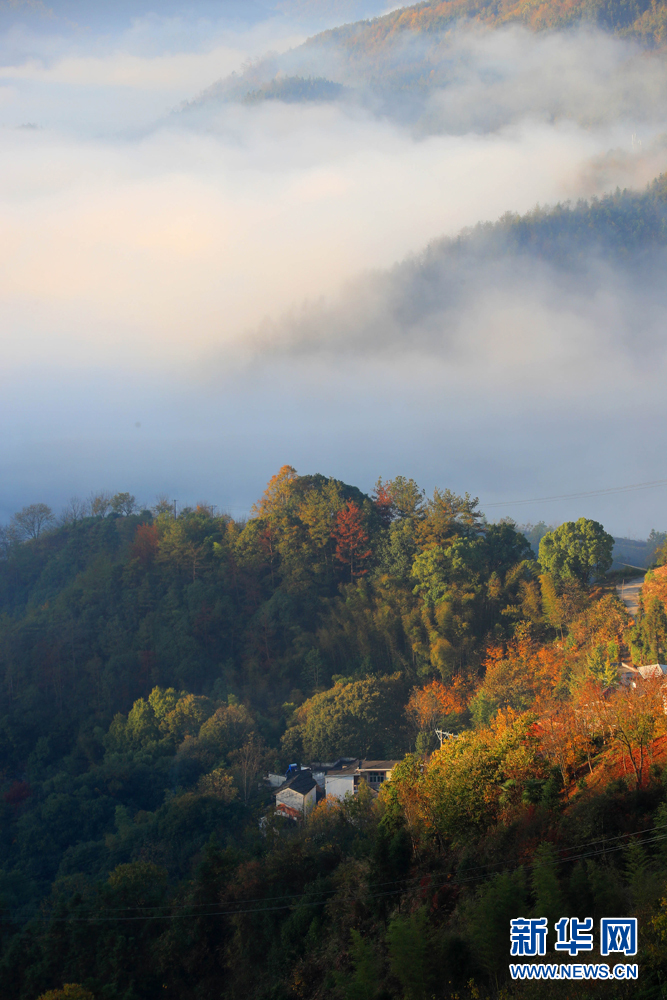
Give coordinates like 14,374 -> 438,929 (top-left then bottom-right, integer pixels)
3,464 -> 667,999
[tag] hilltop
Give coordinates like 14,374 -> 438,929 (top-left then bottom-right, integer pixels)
3,471 -> 667,998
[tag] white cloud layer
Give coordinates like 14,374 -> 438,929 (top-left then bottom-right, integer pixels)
0,9 -> 667,533
0,110 -> 644,370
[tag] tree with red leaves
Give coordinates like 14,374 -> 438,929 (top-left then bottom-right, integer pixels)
372,477 -> 395,528
131,523 -> 159,566
333,501 -> 371,580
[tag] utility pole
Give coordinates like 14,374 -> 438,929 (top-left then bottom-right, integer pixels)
435,729 -> 457,747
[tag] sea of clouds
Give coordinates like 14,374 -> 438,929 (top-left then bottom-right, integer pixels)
1,0 -> 667,533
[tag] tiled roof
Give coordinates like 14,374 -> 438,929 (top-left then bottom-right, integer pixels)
358,760 -> 401,770
325,760 -> 360,777
274,770 -> 317,796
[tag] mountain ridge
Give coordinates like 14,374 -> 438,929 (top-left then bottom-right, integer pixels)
312,0 -> 667,49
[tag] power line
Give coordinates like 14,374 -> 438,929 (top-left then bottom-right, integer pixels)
484,477 -> 667,509
20,823 -> 667,924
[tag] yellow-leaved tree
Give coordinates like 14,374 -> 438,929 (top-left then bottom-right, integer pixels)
37,986 -> 95,1000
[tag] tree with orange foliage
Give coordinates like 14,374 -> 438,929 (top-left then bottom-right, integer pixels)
566,679 -> 608,774
471,635 -> 565,726
333,501 -> 372,580
643,565 -> 667,612
250,464 -> 298,518
415,488 -> 484,549
537,700 -> 594,787
595,677 -> 667,788
406,677 -> 470,738
568,592 -> 629,653
389,711 -> 544,850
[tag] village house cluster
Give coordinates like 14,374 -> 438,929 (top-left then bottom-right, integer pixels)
266,758 -> 401,820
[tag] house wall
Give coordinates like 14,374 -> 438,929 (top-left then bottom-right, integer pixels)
276,784 -> 317,817
326,775 -> 355,800
277,787 -> 305,814
303,784 -> 317,813
359,770 -> 391,787
276,802 -> 303,821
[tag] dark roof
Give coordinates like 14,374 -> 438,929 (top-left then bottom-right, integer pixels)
325,760 -> 360,777
358,760 -> 401,771
309,757 -> 358,771
274,770 -> 317,797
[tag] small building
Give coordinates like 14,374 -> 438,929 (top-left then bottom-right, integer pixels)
357,760 -> 400,788
635,663 -> 667,680
274,769 -> 317,821
619,662 -> 667,685
309,757 -> 358,789
325,759 -> 401,800
324,759 -> 360,800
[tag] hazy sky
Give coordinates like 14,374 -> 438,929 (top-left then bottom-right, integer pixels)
2,1 -> 667,534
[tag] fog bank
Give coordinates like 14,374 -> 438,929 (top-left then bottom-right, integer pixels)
1,8 -> 667,533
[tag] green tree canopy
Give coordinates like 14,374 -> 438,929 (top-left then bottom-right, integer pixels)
281,673 -> 408,761
538,518 -> 614,584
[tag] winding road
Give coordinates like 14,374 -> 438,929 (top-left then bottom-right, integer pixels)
616,573 -> 645,617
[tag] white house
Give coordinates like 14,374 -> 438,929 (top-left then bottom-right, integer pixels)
325,759 -> 401,800
324,760 -> 360,800
274,770 -> 317,820
309,757 -> 358,789
635,663 -> 667,680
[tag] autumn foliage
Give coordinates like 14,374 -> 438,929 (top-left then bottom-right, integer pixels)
406,677 -> 470,732
643,565 -> 667,614
131,523 -> 159,566
333,500 -> 372,579
372,477 -> 395,528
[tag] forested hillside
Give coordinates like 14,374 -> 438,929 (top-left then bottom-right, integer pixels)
186,0 -> 667,116
7,0 -> 667,994
317,0 -> 667,48
0,467 -> 536,777
4,465 -> 667,999
250,173 -> 667,357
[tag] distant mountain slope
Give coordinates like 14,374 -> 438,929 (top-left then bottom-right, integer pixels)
613,534 -> 664,570
242,75 -> 346,103
315,0 -> 667,47
255,173 -> 667,356
180,0 -> 667,132
443,173 -> 667,261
